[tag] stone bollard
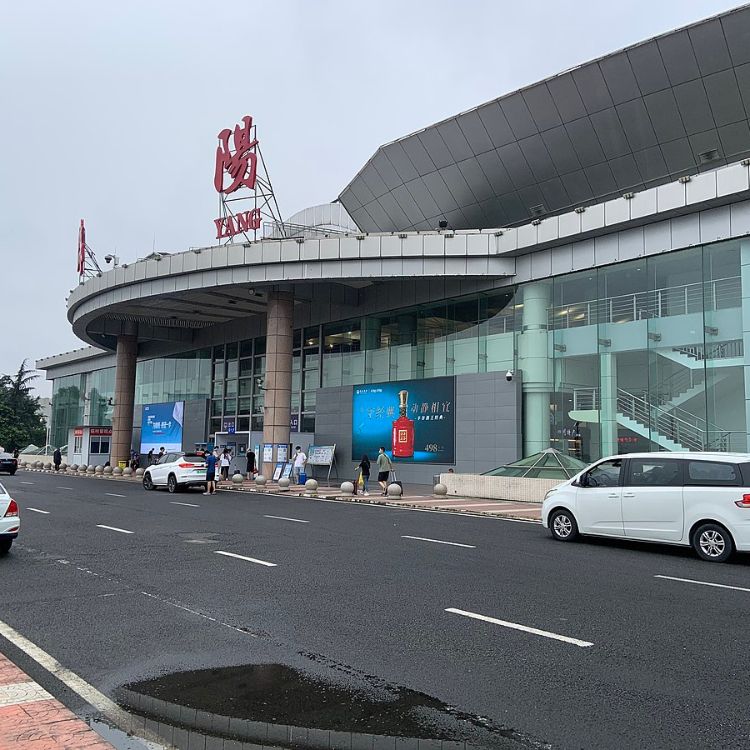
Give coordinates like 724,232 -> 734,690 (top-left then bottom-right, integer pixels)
254,475 -> 267,487
60,463 -> 67,472
95,465 -> 104,475
433,483 -> 448,497
278,477 -> 290,491
70,464 -> 78,472
123,467 -> 133,476
87,465 -> 96,474
113,466 -> 123,476
103,466 -> 113,475
135,468 -> 144,477
232,472 -> 244,485
340,481 -> 355,496
387,482 -> 403,497
304,478 -> 319,493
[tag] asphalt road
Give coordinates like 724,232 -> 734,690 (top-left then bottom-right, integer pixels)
1,471 -> 750,749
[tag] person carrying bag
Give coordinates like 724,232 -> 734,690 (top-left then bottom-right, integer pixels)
356,454 -> 371,496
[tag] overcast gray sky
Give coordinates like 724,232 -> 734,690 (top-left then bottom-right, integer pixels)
0,0 -> 742,395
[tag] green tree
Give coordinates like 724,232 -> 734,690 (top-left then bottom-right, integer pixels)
0,361 -> 46,451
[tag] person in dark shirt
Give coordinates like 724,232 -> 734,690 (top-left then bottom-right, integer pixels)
246,450 -> 256,480
204,451 -> 217,495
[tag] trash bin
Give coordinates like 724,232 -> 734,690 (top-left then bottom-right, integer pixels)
299,472 -> 307,485
118,460 -> 127,469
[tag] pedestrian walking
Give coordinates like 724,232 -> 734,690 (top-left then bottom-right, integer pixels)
246,450 -> 256,480
292,446 -> 306,484
53,447 -> 62,472
356,454 -> 370,495
376,447 -> 392,495
147,448 -> 154,465
220,449 -> 231,481
204,450 -> 217,495
157,446 -> 165,463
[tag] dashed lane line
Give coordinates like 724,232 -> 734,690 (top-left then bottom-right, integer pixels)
25,508 -> 50,514
170,501 -> 200,507
402,535 -> 476,549
96,524 -> 134,535
20,481 -> 34,485
57,486 -> 74,490
655,574 -> 750,593
105,493 -> 127,498
445,607 -> 594,648
263,515 -> 310,524
214,550 -> 277,567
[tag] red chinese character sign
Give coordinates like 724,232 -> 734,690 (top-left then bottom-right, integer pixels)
76,219 -> 102,282
212,115 -> 284,242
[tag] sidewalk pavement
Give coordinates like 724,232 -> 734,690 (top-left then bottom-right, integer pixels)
0,653 -> 114,750
218,478 -> 543,521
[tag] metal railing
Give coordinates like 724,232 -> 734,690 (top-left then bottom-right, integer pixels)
673,340 -> 744,361
549,276 -> 741,329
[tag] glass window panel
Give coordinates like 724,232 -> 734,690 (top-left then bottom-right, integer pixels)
627,458 -> 683,486
302,391 -> 317,409
686,460 -> 740,485
254,338 -> 266,355
301,415 -> 315,432
238,397 -> 252,414
213,345 -> 225,361
211,400 -> 222,417
239,378 -> 253,396
226,342 -> 238,360
304,369 -> 319,389
212,381 -> 224,397
251,415 -> 264,431
226,361 -> 238,380
239,358 -> 253,377
224,398 -> 237,414
238,416 -> 250,432
240,339 -> 253,358
225,379 -> 238,397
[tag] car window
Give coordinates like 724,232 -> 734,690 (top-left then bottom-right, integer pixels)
583,459 -> 622,488
158,454 -> 171,464
685,460 -> 740,486
627,458 -> 683,487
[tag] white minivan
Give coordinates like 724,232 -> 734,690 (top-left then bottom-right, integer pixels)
542,452 -> 750,562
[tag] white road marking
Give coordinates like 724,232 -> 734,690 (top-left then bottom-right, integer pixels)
96,524 -> 134,534
0,616 -> 165,745
402,535 -> 476,548
20,481 -> 34,485
105,493 -> 126,498
25,508 -> 50,514
264,515 -> 310,524
170,501 -> 200,507
445,608 -> 594,648
57,486 -> 74,490
214,550 -> 277,567
140,590 -> 257,637
655,574 -> 750,593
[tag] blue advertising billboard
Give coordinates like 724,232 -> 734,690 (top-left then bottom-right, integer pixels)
352,376 -> 455,464
140,401 -> 184,453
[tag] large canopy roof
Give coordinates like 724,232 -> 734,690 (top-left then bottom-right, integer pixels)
339,5 -> 750,232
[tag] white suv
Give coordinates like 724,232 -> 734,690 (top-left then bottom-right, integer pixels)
142,452 -> 207,493
0,483 -> 19,555
542,452 -> 750,563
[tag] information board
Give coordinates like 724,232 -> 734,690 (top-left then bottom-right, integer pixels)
306,445 -> 335,465
262,443 -> 273,463
272,463 -> 284,481
276,444 -> 289,463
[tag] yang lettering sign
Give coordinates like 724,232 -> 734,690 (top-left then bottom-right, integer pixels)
213,115 -> 262,240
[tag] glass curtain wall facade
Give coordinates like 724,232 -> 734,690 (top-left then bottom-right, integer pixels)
48,239 -> 748,461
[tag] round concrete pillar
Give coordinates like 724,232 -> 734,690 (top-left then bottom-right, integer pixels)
262,288 -> 294,479
111,333 -> 138,467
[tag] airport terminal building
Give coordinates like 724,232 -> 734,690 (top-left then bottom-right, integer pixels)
39,6 -> 750,483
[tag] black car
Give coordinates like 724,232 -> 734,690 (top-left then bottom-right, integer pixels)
0,454 -> 17,475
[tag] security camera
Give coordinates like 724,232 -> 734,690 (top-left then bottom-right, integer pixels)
505,370 -> 514,382
104,255 -> 113,264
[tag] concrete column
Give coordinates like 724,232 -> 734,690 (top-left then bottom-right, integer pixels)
518,281 -> 553,455
599,352 -> 618,456
111,333 -> 137,466
740,241 -> 750,452
262,288 -> 294,478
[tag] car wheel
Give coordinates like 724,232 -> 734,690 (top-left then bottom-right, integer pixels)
167,474 -> 179,494
549,509 -> 579,542
692,523 -> 734,563
143,473 -> 154,491
0,539 -> 12,555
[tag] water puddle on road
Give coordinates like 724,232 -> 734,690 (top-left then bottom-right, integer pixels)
120,662 -> 539,749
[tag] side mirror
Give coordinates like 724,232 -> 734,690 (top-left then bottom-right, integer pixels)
578,473 -> 589,488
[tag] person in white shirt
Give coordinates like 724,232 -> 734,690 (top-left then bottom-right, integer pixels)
292,446 -> 307,484
219,449 -> 231,481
